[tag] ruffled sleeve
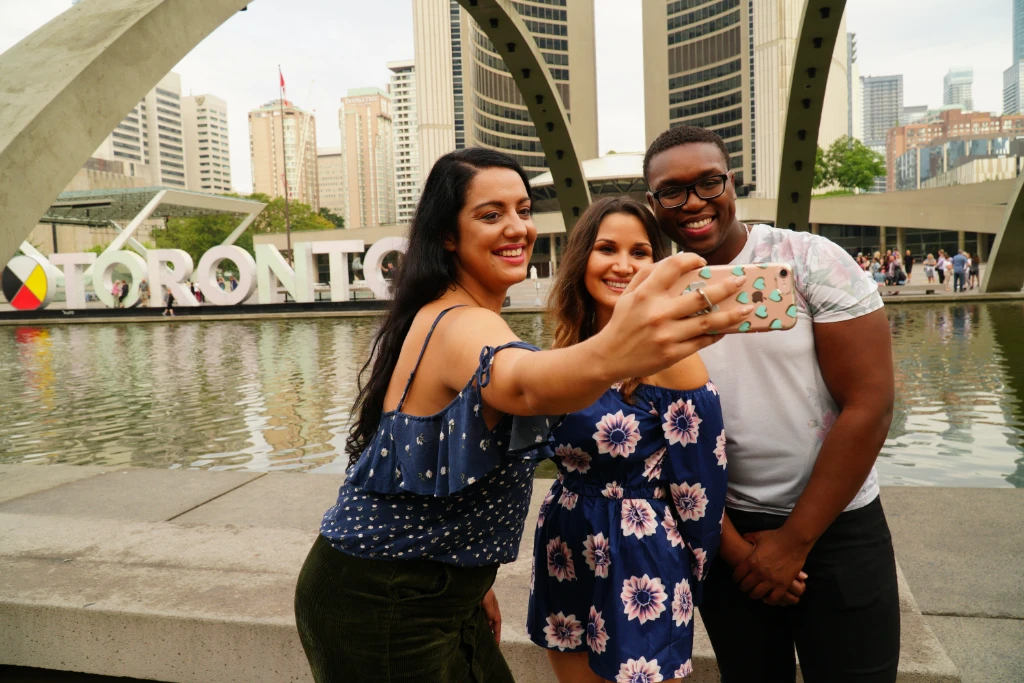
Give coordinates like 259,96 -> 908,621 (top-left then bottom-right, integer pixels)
346,341 -> 561,497
656,385 -> 729,603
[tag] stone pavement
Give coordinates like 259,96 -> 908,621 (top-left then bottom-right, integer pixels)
882,487 -> 1024,683
0,463 -> 1016,682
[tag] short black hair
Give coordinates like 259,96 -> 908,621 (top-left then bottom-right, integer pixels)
643,125 -> 731,185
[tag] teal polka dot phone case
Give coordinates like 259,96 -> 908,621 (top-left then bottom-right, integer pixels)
679,262 -> 797,334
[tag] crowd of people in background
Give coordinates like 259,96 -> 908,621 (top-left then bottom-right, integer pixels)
855,247 -> 980,293
103,274 -> 241,316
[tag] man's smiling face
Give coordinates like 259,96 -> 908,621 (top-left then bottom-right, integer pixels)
646,142 -> 738,257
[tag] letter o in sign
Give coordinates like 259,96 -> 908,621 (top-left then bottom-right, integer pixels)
363,237 -> 409,300
196,245 -> 257,305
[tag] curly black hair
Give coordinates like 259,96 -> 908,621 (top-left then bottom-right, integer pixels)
643,125 -> 731,185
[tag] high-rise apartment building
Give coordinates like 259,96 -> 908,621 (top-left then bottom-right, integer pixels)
182,94 -> 231,193
1005,61 -> 1024,115
93,72 -> 189,188
248,99 -> 319,209
942,67 -> 974,112
388,61 -> 421,223
412,0 -> 458,176
862,74 -> 903,151
848,33 -> 863,141
317,147 -> 345,217
642,0 -> 756,193
1015,0 -> 1024,64
413,0 -> 598,180
339,88 -> 396,228
902,105 -> 929,125
752,2 -> 849,198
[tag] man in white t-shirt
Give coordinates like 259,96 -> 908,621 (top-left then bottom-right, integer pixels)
645,126 -> 899,683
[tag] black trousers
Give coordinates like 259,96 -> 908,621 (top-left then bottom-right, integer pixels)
700,497 -> 900,683
295,535 -> 513,683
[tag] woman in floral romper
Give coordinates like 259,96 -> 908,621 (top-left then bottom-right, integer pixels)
528,198 -> 729,682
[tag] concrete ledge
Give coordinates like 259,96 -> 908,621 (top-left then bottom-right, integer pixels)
0,468 -> 963,682
0,464 -> 108,504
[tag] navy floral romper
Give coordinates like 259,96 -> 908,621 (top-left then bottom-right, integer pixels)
527,382 -> 728,681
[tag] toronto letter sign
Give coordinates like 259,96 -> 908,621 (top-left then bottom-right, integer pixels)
1,238 -> 408,311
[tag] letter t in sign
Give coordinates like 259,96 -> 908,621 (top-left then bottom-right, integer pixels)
310,240 -> 364,303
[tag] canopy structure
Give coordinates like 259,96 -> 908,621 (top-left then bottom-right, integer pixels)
42,186 -> 265,226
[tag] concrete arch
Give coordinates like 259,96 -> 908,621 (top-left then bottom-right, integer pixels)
0,0 -> 590,266
981,171 -> 1024,292
459,0 -> 591,228
775,0 -> 848,233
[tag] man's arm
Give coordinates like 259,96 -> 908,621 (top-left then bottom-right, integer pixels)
734,308 -> 894,602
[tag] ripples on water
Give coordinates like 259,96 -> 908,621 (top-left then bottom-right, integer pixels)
1,305 -> 1022,487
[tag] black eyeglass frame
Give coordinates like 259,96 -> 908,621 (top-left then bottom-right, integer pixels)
649,172 -> 731,209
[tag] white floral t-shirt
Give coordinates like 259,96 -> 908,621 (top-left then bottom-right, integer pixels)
698,224 -> 884,514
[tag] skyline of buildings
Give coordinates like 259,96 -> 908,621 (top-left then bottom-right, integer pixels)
889,108 -> 1024,191
79,3 -> 1021,223
248,98 -> 320,209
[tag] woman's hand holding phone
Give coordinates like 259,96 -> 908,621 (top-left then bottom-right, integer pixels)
590,252 -> 752,383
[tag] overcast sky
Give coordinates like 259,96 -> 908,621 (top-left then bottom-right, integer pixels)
1,0 -> 1014,193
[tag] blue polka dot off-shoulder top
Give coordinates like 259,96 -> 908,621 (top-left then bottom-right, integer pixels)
320,305 -> 559,567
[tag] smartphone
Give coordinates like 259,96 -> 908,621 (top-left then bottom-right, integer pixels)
679,262 -> 797,334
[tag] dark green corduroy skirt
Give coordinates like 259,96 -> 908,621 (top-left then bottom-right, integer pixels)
294,535 -> 514,683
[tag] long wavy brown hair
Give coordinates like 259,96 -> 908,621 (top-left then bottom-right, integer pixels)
549,197 -> 668,402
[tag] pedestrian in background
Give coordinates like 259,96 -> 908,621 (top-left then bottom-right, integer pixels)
162,289 -> 175,317
923,253 -> 937,284
952,250 -> 968,293
139,278 -> 150,307
936,250 -> 947,286
870,254 -> 885,285
969,253 -> 981,290
904,249 -> 914,284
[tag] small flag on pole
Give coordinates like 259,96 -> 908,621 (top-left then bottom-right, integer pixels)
279,66 -> 286,97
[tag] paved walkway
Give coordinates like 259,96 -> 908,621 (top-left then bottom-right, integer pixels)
1,464 -> 1020,682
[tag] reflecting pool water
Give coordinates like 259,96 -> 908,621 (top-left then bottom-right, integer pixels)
1,304 -> 1022,487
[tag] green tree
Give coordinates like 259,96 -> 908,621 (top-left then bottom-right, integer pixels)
248,193 -> 335,234
813,146 -> 830,189
317,206 -> 346,229
149,193 -> 334,263
151,213 -> 254,264
823,136 -> 886,192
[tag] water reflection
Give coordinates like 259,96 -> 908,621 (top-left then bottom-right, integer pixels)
0,307 -> 1021,487
880,303 -> 1024,487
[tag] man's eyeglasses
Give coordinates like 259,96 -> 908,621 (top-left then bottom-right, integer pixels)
650,173 -> 730,209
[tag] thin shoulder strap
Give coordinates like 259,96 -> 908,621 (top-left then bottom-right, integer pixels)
396,305 -> 467,411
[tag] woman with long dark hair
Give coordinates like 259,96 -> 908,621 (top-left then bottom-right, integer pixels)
294,150 -> 751,682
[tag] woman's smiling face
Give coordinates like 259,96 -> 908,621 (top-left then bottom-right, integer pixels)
450,167 -> 536,293
584,211 -> 655,321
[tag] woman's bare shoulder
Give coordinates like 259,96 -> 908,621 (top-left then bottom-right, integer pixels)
648,352 -> 709,391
